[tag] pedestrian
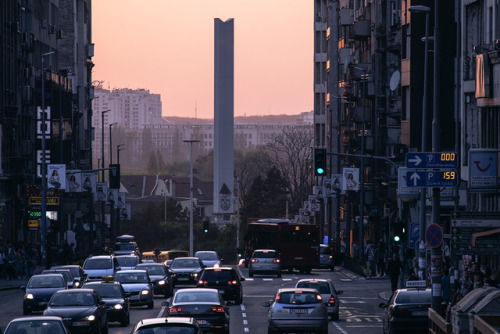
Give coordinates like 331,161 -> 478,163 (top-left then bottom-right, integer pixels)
376,239 -> 387,277
364,241 -> 376,278
340,239 -> 347,266
408,257 -> 419,280
386,253 -> 404,292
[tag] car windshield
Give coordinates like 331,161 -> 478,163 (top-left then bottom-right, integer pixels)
395,290 -> 432,304
84,258 -> 112,269
115,272 -> 148,283
196,252 -> 218,260
84,284 -> 123,298
50,292 -> 95,306
202,270 -> 233,281
137,265 -> 167,275
5,320 -> 67,334
170,259 -> 199,268
135,326 -> 195,334
115,243 -> 135,251
28,276 -> 64,288
253,251 -> 277,258
296,281 -> 331,294
174,291 -> 220,303
55,267 -> 80,277
278,291 -> 320,304
117,257 -> 140,267
43,271 -> 72,282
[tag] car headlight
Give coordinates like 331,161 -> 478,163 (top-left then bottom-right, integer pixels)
86,315 -> 95,321
113,304 -> 123,310
158,280 -> 165,285
74,282 -> 81,288
141,289 -> 150,295
191,273 -> 198,278
171,274 -> 177,278
25,294 -> 34,300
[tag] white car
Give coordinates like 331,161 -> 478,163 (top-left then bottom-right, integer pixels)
194,251 -> 222,267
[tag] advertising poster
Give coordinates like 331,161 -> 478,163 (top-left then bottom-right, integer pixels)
48,164 -> 66,190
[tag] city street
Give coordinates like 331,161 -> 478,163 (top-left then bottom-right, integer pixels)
0,265 -> 392,334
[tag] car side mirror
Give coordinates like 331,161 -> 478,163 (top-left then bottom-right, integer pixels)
98,300 -> 106,306
240,277 -> 245,282
124,292 -> 131,298
262,301 -> 271,307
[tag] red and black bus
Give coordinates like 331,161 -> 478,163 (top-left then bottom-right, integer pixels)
246,219 -> 320,273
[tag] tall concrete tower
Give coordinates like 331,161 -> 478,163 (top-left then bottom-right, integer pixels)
213,18 -> 234,220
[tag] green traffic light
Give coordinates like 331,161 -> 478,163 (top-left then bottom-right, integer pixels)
394,235 -> 400,242
316,168 -> 325,175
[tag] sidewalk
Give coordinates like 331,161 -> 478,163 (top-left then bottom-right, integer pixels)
334,265 -> 393,302
0,277 -> 29,291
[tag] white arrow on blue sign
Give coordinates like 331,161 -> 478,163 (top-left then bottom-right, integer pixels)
406,152 -> 458,169
406,170 -> 459,187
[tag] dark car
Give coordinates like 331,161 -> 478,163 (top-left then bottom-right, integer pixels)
197,266 -> 245,304
43,289 -> 108,334
262,288 -> 329,334
134,262 -> 173,298
295,278 -> 343,320
82,280 -> 130,327
23,273 -> 68,315
52,265 -> 87,285
4,316 -> 70,334
114,269 -> 154,309
169,257 -> 205,287
131,317 -> 202,334
318,244 -> 335,271
379,285 -> 432,334
165,288 -> 230,334
42,269 -> 77,289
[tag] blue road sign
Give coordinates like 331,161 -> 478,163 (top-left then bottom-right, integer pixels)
426,224 -> 443,248
406,170 -> 459,187
406,152 -> 458,169
409,222 -> 420,250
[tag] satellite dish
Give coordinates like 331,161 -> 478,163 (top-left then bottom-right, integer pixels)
389,71 -> 401,91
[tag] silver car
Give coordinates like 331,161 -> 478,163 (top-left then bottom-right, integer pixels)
262,288 -> 329,334
295,278 -> 343,320
248,249 -> 281,278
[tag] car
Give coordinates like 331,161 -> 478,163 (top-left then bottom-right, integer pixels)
116,254 -> 141,270
112,235 -> 141,257
378,283 -> 432,334
262,288 -> 329,334
134,262 -> 173,298
43,289 -> 108,334
318,243 -> 335,271
194,250 -> 222,267
197,266 -> 245,304
42,269 -> 78,288
131,317 -> 203,334
4,316 -> 70,334
22,273 -> 68,315
51,265 -> 87,285
82,280 -> 130,327
164,288 -> 230,334
248,249 -> 281,278
82,255 -> 121,281
295,278 -> 343,320
114,269 -> 154,309
169,257 -> 205,287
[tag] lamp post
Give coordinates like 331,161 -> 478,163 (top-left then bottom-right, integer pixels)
117,144 -> 125,164
40,51 -> 55,268
100,110 -> 110,181
109,123 -> 117,164
409,4 -> 431,281
184,140 -> 200,256
163,179 -> 168,223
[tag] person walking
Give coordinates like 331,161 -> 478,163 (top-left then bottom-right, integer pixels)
340,239 -> 347,266
387,253 -> 404,292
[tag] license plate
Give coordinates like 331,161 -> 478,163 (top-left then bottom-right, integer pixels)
39,302 -> 48,306
412,311 -> 427,316
130,295 -> 139,300
291,308 -> 308,314
178,278 -> 189,281
197,320 -> 206,324
72,321 -> 90,326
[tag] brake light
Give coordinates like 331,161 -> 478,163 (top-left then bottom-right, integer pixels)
327,296 -> 335,305
227,280 -> 238,285
316,295 -> 323,302
276,295 -> 281,302
169,307 -> 184,313
210,306 -> 225,313
273,259 -> 280,263
251,259 -> 259,263
198,280 -> 207,285
329,255 -> 333,260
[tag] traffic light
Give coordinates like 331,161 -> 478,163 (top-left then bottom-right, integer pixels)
203,220 -> 209,233
393,220 -> 403,243
314,148 -> 327,176
109,164 -> 120,189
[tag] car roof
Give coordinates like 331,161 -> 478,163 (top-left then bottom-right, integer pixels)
136,317 -> 197,327
31,273 -> 65,279
253,249 -> 276,252
136,262 -> 165,266
84,281 -> 121,286
54,288 -> 95,294
195,250 -> 217,254
297,278 -> 331,283
86,255 -> 115,259
116,255 -> 139,258
9,316 -> 65,322
116,269 -> 147,274
203,266 -> 233,271
278,288 -> 320,294
172,257 -> 200,260
176,288 -> 219,294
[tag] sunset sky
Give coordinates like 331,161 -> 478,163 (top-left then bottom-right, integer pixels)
92,1 -> 313,119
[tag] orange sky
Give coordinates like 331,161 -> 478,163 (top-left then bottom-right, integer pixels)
92,1 -> 313,119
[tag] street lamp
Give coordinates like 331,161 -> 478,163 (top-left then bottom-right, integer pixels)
184,139 -> 200,256
117,144 -> 125,164
40,51 -> 55,268
409,4 -> 431,281
109,122 -> 117,164
101,110 -> 110,181
163,179 -> 168,223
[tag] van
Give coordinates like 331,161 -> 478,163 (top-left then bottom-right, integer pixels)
141,249 -> 189,265
82,255 -> 121,281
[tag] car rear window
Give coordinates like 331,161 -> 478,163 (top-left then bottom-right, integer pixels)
135,326 -> 195,334
296,281 -> 330,294
201,270 -> 235,281
277,291 -> 320,304
117,257 -> 140,267
396,290 -> 432,304
253,251 -> 277,258
84,258 -> 112,269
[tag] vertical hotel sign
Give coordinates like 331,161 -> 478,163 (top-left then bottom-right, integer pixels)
468,149 -> 499,193
36,106 -> 51,178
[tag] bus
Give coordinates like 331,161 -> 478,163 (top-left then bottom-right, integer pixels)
246,218 -> 320,273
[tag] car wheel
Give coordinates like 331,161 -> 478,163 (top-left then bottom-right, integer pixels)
148,301 -> 154,309
249,271 -> 254,277
121,312 -> 130,327
267,326 -> 275,334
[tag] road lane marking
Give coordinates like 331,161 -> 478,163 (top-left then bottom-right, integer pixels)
243,320 -> 248,325
240,304 -> 246,311
333,322 -> 349,334
263,278 -> 273,281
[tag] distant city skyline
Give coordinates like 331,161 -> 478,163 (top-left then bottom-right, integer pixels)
92,0 -> 313,119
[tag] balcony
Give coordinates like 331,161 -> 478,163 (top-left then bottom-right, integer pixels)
340,8 -> 353,26
351,20 -> 371,39
315,21 -> 327,32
